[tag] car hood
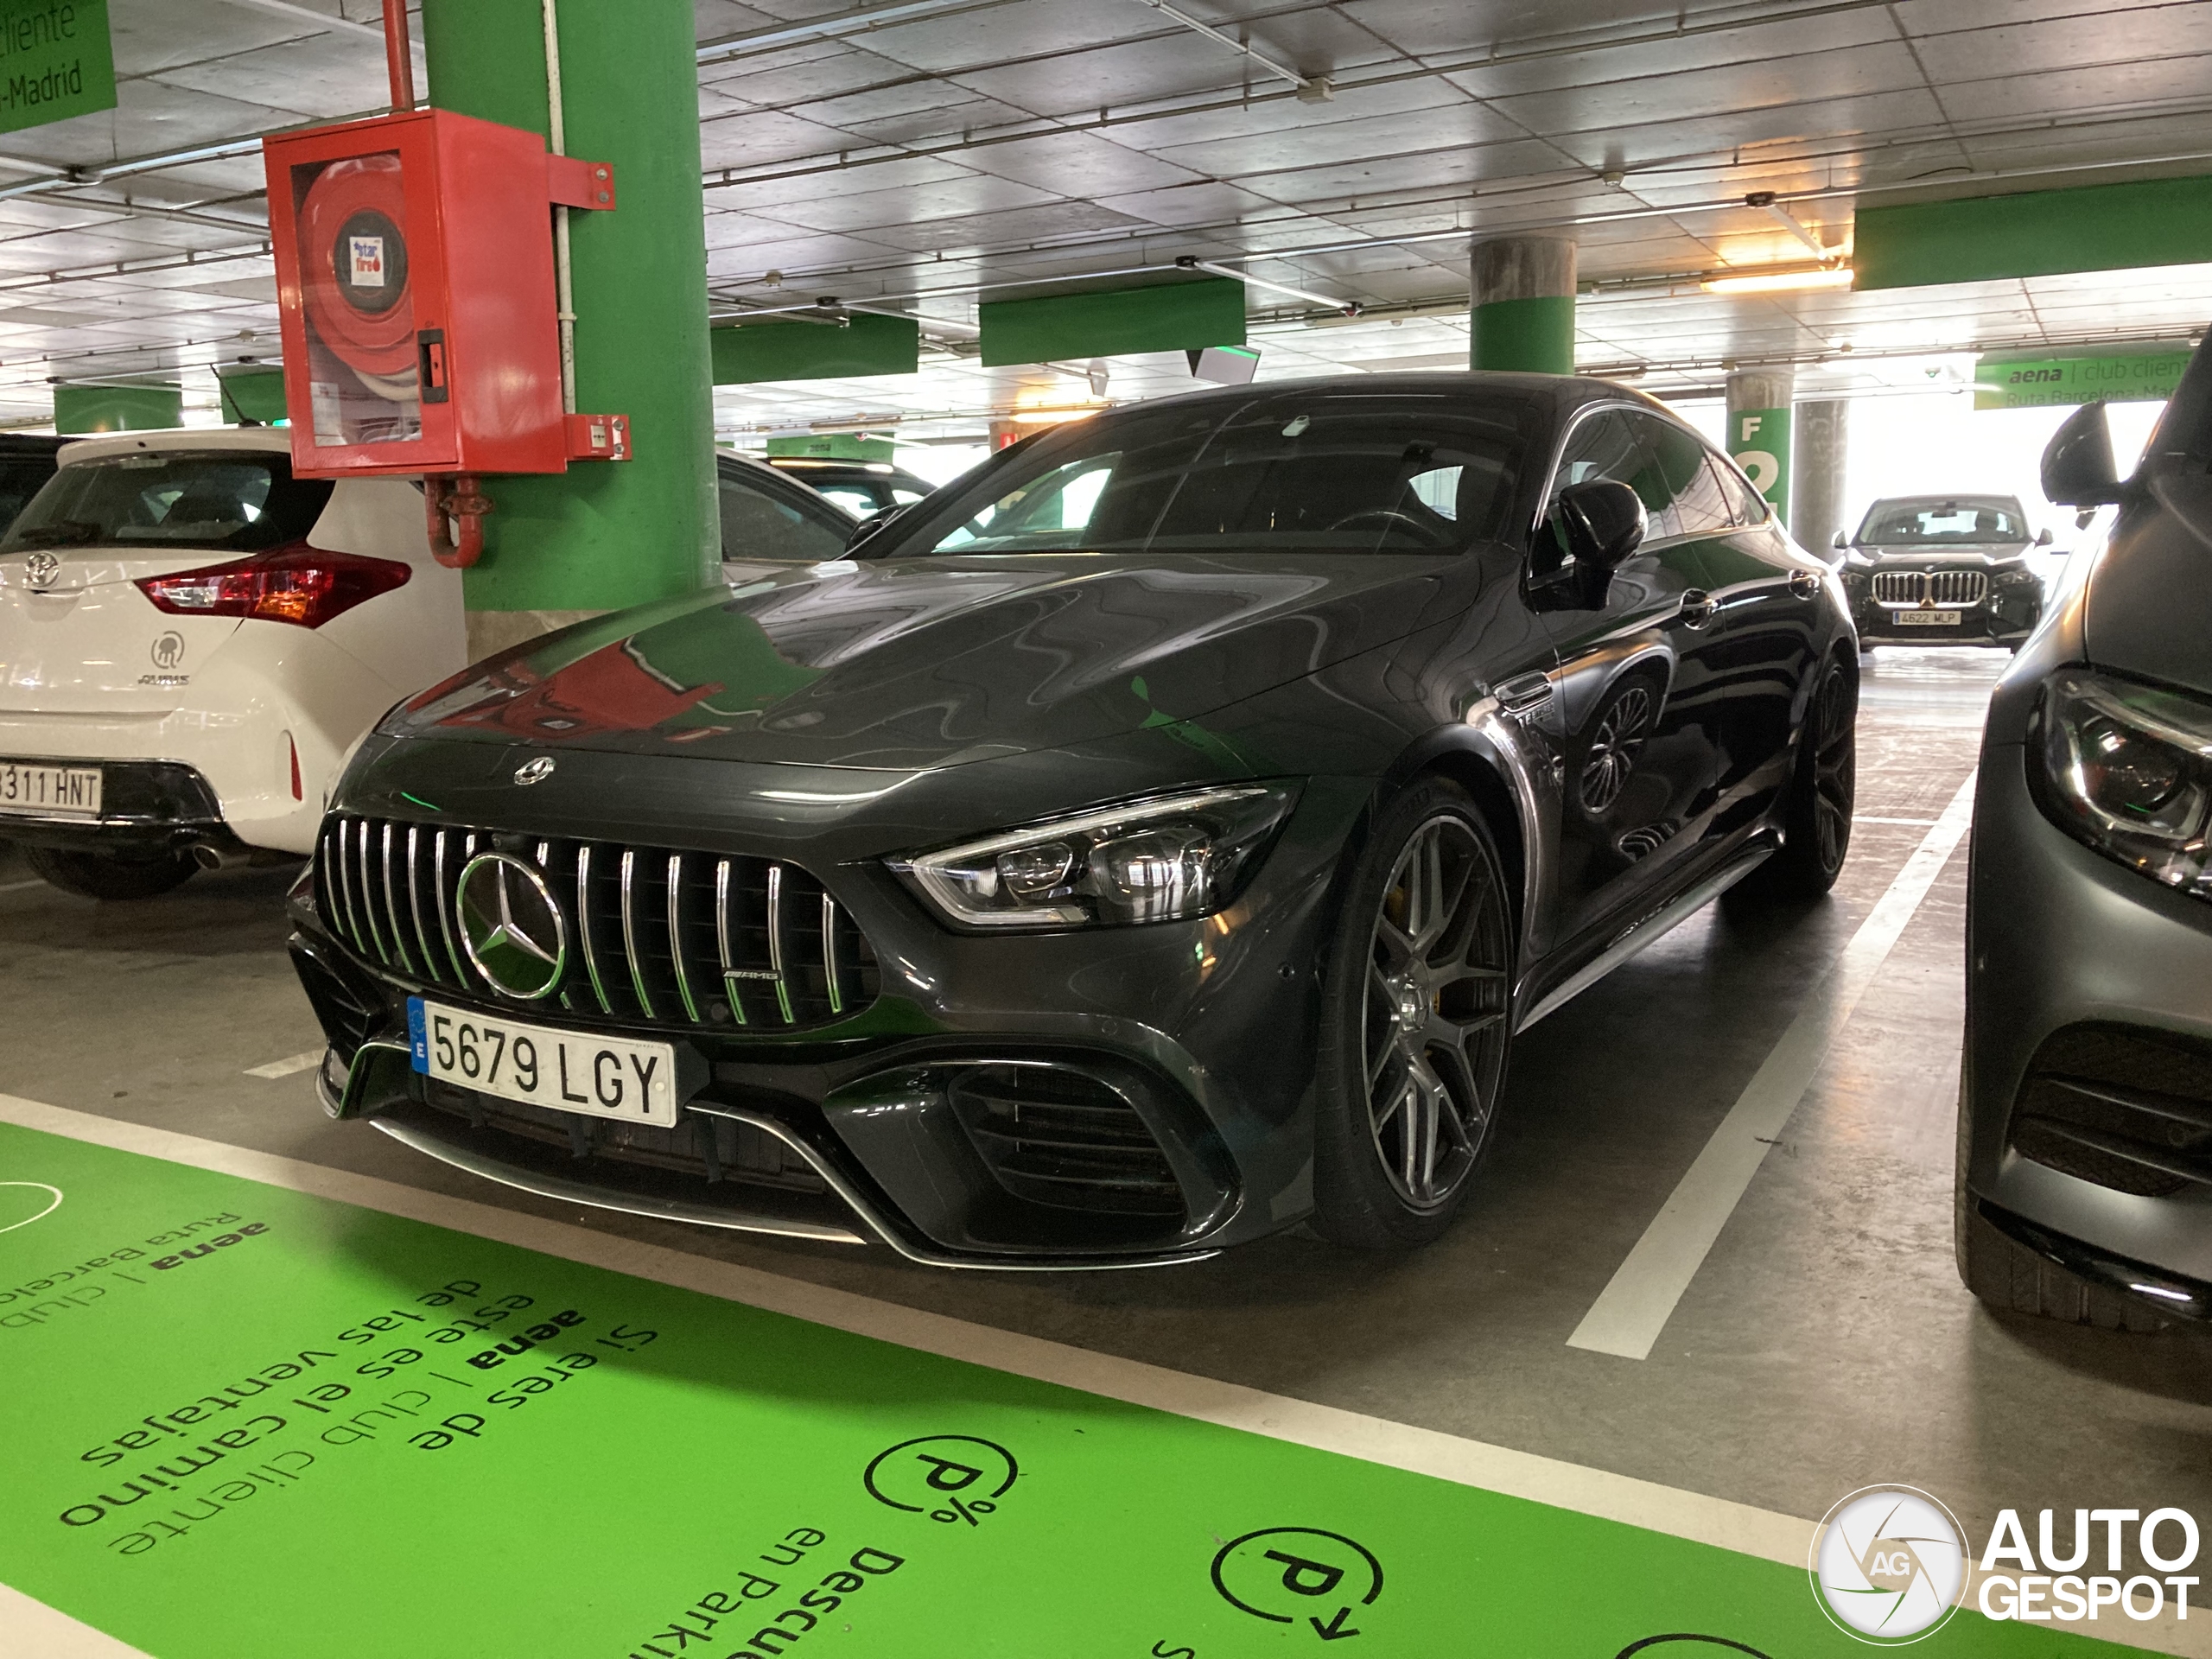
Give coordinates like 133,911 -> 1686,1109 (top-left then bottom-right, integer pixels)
2083,468 -> 2212,699
1852,541 -> 2030,562
388,552 -> 1463,769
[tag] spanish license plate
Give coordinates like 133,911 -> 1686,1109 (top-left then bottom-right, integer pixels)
1895,610 -> 1961,627
0,760 -> 100,816
407,996 -> 679,1126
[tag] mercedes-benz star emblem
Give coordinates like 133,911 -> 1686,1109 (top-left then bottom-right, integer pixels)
455,852 -> 568,1000
513,755 -> 556,786
22,551 -> 59,588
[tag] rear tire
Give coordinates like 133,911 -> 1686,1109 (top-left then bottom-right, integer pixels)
1726,652 -> 1855,908
24,844 -> 197,900
1311,779 -> 1516,1249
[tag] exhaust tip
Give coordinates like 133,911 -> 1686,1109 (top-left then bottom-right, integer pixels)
191,844 -> 224,871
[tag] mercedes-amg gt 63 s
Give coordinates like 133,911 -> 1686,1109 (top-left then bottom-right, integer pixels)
290,375 -> 1859,1268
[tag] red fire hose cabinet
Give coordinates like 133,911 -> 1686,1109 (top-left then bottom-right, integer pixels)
265,107 -> 625,480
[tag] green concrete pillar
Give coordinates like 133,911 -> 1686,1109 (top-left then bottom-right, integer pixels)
423,0 -> 716,658
1469,236 -> 1576,374
1726,369 -> 1795,524
54,382 -> 181,432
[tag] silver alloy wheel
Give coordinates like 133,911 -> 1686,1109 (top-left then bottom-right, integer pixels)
1580,683 -> 1652,814
1361,814 -> 1512,1211
1809,660 -> 1855,873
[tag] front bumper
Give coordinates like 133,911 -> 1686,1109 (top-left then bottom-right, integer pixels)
1841,569 -> 2043,646
287,772 -> 1370,1269
1963,742 -> 2212,1314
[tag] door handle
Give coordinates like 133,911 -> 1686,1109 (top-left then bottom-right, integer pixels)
1789,569 -> 1823,599
1494,671 -> 1554,713
1678,588 -> 1714,629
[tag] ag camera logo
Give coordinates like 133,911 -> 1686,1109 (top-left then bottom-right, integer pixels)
1810,1485 -> 1967,1643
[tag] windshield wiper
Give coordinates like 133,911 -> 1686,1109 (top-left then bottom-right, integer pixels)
8,519 -> 102,548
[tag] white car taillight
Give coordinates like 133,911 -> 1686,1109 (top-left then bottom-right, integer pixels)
135,540 -> 410,628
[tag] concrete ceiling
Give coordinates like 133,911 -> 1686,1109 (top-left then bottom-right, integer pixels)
0,0 -> 2203,439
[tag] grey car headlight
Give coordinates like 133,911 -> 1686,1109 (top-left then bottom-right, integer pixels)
2037,669 -> 2212,900
890,785 -> 1298,930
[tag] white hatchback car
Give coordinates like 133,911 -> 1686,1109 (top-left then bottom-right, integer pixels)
0,428 -> 462,898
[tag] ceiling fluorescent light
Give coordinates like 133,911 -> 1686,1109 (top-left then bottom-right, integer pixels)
1703,267 -> 1855,296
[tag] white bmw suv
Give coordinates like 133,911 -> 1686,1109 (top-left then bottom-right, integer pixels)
0,428 -> 463,898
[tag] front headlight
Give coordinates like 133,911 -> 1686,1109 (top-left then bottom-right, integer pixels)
2036,669 -> 2212,900
890,785 -> 1298,931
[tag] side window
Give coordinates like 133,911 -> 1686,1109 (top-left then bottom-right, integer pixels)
1707,452 -> 1769,527
1549,410 -> 1676,544
891,486 -> 927,505
1635,414 -> 1730,537
718,474 -> 849,563
812,483 -> 879,518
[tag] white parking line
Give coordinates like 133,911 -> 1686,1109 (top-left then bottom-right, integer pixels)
1566,772 -> 1980,1362
1853,814 -> 1940,826
0,878 -> 43,894
243,1049 -> 324,1079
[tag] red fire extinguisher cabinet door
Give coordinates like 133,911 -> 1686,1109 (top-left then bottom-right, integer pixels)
266,108 -> 568,479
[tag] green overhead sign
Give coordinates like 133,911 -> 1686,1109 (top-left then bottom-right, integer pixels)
1973,350 -> 2193,410
1855,175 -> 2212,290
0,0 -> 114,136
766,434 -> 895,462
217,367 -> 289,425
711,313 -> 919,385
53,381 -> 179,433
979,277 -> 1245,367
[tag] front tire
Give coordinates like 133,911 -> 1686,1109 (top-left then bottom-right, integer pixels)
1726,652 -> 1855,907
23,844 -> 197,900
1312,779 -> 1515,1249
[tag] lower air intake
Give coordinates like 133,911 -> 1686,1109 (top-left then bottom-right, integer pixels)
948,1063 -> 1185,1218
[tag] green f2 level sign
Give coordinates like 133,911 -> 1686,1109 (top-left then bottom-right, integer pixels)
1728,406 -> 1792,523
0,0 -> 112,134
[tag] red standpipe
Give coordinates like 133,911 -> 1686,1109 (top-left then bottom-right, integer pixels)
426,476 -> 493,569
383,0 -> 415,113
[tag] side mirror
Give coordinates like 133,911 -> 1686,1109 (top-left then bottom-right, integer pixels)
1831,530 -> 1848,550
2036,527 -> 2054,546
2042,401 -> 2125,507
1555,479 -> 1645,607
846,503 -> 904,551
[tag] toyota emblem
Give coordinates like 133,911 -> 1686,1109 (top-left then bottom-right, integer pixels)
22,551 -> 58,588
513,755 -> 556,786
454,853 -> 568,1000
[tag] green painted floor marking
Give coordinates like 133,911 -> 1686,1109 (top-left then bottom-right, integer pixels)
0,1123 -> 2147,1658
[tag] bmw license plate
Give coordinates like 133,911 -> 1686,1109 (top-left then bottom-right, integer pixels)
0,760 -> 100,816
407,996 -> 678,1126
1895,610 -> 1961,626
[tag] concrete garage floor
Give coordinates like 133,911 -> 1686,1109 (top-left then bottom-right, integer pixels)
5,649 -> 2208,1574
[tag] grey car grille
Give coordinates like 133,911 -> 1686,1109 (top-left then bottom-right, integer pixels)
1872,569 -> 1988,607
316,815 -> 880,1032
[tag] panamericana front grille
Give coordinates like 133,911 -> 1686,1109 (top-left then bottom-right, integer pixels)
2007,1024 -> 2212,1198
1872,569 -> 1987,607
315,815 -> 880,1032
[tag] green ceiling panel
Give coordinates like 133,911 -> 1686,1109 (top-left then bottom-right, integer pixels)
217,367 -> 288,425
979,277 -> 1245,367
710,313 -> 919,384
1854,175 -> 2212,289
53,383 -> 180,434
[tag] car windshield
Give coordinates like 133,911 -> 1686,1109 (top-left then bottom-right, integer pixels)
0,450 -> 332,554
1858,499 -> 2025,544
872,390 -> 1531,558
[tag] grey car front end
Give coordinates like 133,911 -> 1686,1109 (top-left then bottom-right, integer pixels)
1959,349 -> 2212,1328
1837,494 -> 2050,648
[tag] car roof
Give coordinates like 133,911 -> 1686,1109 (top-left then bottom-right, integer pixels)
57,426 -> 293,466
